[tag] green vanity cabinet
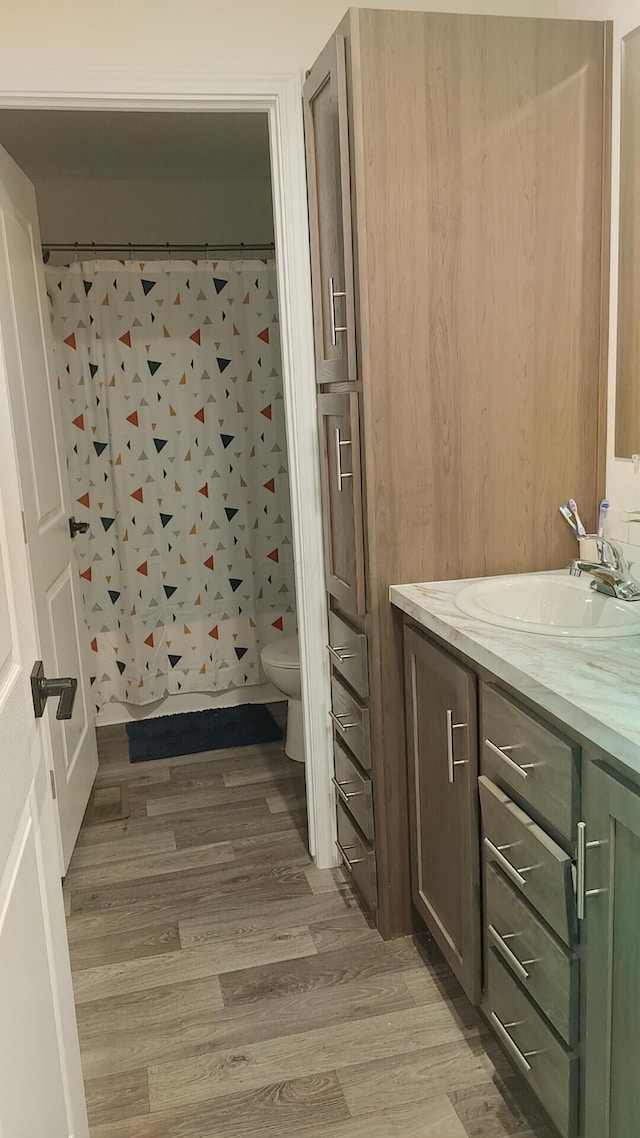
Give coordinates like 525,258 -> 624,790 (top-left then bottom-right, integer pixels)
398,610 -> 640,1137
582,758 -> 640,1138
404,626 -> 481,1005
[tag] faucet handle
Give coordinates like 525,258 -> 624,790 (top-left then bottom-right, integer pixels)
576,535 -> 624,569
597,537 -> 627,570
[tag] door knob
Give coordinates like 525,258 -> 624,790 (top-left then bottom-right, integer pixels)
31,661 -> 78,720
69,516 -> 90,538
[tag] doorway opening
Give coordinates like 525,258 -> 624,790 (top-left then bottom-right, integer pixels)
0,95 -> 334,867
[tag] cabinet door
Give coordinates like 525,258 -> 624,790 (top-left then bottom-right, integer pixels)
404,627 -> 480,1002
582,760 -> 640,1138
318,392 -> 365,615
303,35 -> 357,385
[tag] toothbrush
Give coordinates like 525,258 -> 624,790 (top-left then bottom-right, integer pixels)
597,498 -> 609,538
559,503 -> 578,534
568,498 -> 586,536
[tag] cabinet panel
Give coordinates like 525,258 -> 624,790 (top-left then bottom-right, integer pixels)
583,760 -> 640,1138
330,674 -> 371,770
485,861 -> 578,1046
333,736 -> 374,840
479,776 -> 577,946
336,801 -> 377,912
481,684 -> 581,845
485,952 -> 579,1138
319,395 -> 366,615
404,626 -> 480,1002
303,35 -> 357,386
327,610 -> 368,697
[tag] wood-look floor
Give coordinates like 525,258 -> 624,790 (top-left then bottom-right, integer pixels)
64,704 -> 555,1138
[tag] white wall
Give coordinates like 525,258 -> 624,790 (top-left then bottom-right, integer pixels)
0,1 -> 579,75
36,174 -> 274,252
601,2 -> 640,549
529,2 -> 640,550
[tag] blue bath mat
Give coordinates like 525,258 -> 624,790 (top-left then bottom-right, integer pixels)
126,704 -> 283,763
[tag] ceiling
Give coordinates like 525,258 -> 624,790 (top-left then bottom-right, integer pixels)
0,110 -> 271,180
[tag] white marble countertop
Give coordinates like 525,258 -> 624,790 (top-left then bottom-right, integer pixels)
390,574 -> 640,782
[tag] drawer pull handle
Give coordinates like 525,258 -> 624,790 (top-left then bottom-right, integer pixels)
490,1013 -> 539,1073
328,275 -> 348,347
488,924 -> 530,983
327,644 -> 356,663
446,709 -> 468,783
485,738 -> 534,779
330,710 -> 357,730
576,820 -> 606,920
334,427 -> 354,492
483,838 -> 529,888
332,776 -> 362,805
336,838 -> 363,869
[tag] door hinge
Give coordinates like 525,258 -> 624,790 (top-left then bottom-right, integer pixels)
49,769 -> 57,800
21,511 -> 27,544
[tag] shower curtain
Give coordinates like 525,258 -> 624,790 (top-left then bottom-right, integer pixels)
47,259 -> 296,712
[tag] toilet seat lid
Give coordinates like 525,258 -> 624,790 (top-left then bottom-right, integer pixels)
261,636 -> 299,669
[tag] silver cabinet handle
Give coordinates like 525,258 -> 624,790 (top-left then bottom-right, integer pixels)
332,776 -> 362,805
334,427 -> 354,492
336,839 -> 363,869
328,275 -> 348,346
327,643 -> 356,663
446,709 -> 468,783
483,837 -> 529,888
576,820 -> 605,920
488,924 -> 530,983
330,710 -> 357,730
489,1013 -> 541,1073
485,738 -> 534,779
576,821 -> 586,920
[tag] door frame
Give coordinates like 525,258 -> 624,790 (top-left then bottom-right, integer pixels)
0,64 -> 336,868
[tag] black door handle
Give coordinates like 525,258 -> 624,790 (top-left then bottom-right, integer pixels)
69,516 -> 90,539
31,661 -> 78,720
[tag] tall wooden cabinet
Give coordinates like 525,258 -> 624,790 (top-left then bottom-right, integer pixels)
303,9 -> 611,939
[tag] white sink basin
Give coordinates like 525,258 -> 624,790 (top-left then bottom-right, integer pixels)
455,572 -> 640,637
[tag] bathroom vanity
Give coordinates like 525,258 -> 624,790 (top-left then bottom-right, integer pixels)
391,574 -> 640,1138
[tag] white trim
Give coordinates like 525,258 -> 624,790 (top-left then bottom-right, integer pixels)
0,66 -> 336,868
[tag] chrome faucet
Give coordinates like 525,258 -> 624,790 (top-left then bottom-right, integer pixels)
568,537 -> 640,601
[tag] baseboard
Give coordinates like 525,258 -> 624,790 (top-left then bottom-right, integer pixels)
95,683 -> 284,727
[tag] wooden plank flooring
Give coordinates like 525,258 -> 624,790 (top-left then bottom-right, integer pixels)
64,705 -> 555,1137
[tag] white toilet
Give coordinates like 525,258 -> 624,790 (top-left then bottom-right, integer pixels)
260,637 -> 304,763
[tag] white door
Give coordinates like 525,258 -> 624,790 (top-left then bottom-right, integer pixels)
0,144 -> 98,871
0,316 -> 89,1135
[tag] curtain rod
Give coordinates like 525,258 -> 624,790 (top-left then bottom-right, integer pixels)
42,241 -> 275,255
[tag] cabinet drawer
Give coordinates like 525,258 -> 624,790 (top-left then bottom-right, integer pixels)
328,610 -> 369,698
331,675 -> 371,770
485,861 -> 579,1046
336,801 -> 377,913
318,393 -> 366,616
481,685 -> 580,844
479,776 -> 576,945
333,736 -> 374,839
485,951 -> 578,1138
